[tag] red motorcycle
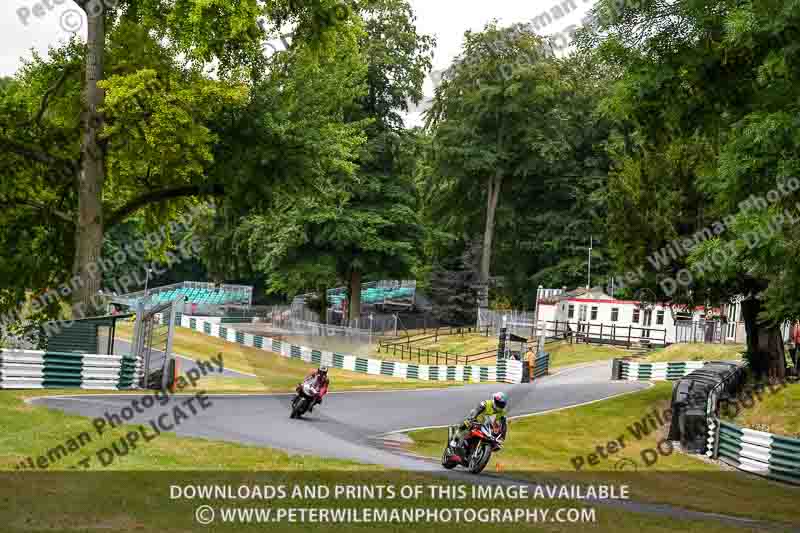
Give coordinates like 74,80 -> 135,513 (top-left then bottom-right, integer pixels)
442,419 -> 503,474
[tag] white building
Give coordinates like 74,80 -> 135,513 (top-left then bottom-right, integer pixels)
535,287 -> 720,345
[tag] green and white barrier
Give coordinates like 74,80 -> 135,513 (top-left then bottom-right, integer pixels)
614,360 -> 708,381
708,419 -> 800,486
0,349 -> 142,390
532,352 -> 550,379
180,316 -> 527,384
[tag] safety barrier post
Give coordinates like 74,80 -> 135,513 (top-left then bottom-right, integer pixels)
707,418 -> 721,459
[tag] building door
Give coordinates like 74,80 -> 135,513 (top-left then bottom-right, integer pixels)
642,309 -> 652,339
578,305 -> 588,334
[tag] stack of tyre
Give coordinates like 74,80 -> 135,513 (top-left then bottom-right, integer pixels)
667,361 -> 745,453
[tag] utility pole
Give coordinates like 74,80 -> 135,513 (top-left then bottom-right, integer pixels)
533,285 -> 542,340
144,267 -> 153,297
587,236 -> 593,290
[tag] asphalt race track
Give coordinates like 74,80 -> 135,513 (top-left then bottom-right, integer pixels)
30,362 -> 799,529
30,361 -> 647,470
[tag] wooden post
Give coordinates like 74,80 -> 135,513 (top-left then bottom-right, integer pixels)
600,323 -> 604,343
627,325 -> 632,348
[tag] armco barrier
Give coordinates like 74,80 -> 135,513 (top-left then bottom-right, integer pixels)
708,419 -> 800,486
613,360 -> 709,381
178,316 -> 528,384
0,349 -> 142,390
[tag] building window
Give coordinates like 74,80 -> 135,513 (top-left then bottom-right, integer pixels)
611,308 -> 619,322
579,305 -> 587,321
656,310 -> 665,325
568,304 -> 574,319
591,306 -> 598,320
632,308 -> 640,323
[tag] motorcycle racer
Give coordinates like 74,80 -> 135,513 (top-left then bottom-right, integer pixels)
449,391 -> 508,450
296,366 -> 329,412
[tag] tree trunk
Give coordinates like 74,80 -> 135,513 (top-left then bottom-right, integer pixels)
348,270 -> 361,326
320,287 -> 328,325
73,9 -> 106,316
740,297 -> 786,380
479,172 -> 503,308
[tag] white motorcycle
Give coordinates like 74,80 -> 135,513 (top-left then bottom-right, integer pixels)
290,380 -> 319,419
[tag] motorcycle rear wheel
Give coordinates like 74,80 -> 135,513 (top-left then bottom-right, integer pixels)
441,447 -> 458,469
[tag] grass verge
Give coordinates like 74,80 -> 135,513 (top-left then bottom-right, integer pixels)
724,381 -> 800,438
371,332 -> 498,363
0,390 -> 770,532
546,341 -> 631,369
406,383 -> 799,525
646,343 -> 745,362
118,324 -> 463,392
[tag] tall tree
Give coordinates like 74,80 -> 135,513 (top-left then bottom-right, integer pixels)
0,1 -> 357,321
203,0 -> 434,324
582,0 -> 800,378
426,22 -> 569,308
493,53 -> 615,304
0,1 -> 352,317
427,238 -> 480,325
338,0 -> 434,321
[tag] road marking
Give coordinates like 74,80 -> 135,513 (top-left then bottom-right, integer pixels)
175,354 -> 259,378
23,385 -> 477,404
373,383 -> 654,438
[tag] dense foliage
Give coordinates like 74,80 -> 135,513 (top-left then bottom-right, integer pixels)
3,0 -> 799,376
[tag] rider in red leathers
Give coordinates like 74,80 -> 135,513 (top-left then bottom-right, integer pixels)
296,366 -> 329,412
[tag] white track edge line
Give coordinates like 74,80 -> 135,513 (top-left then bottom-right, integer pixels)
372,382 -> 655,438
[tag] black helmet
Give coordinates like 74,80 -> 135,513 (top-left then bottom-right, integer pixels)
318,366 -> 328,375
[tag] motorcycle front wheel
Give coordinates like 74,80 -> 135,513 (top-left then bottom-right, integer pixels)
468,442 -> 492,474
290,396 -> 306,419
